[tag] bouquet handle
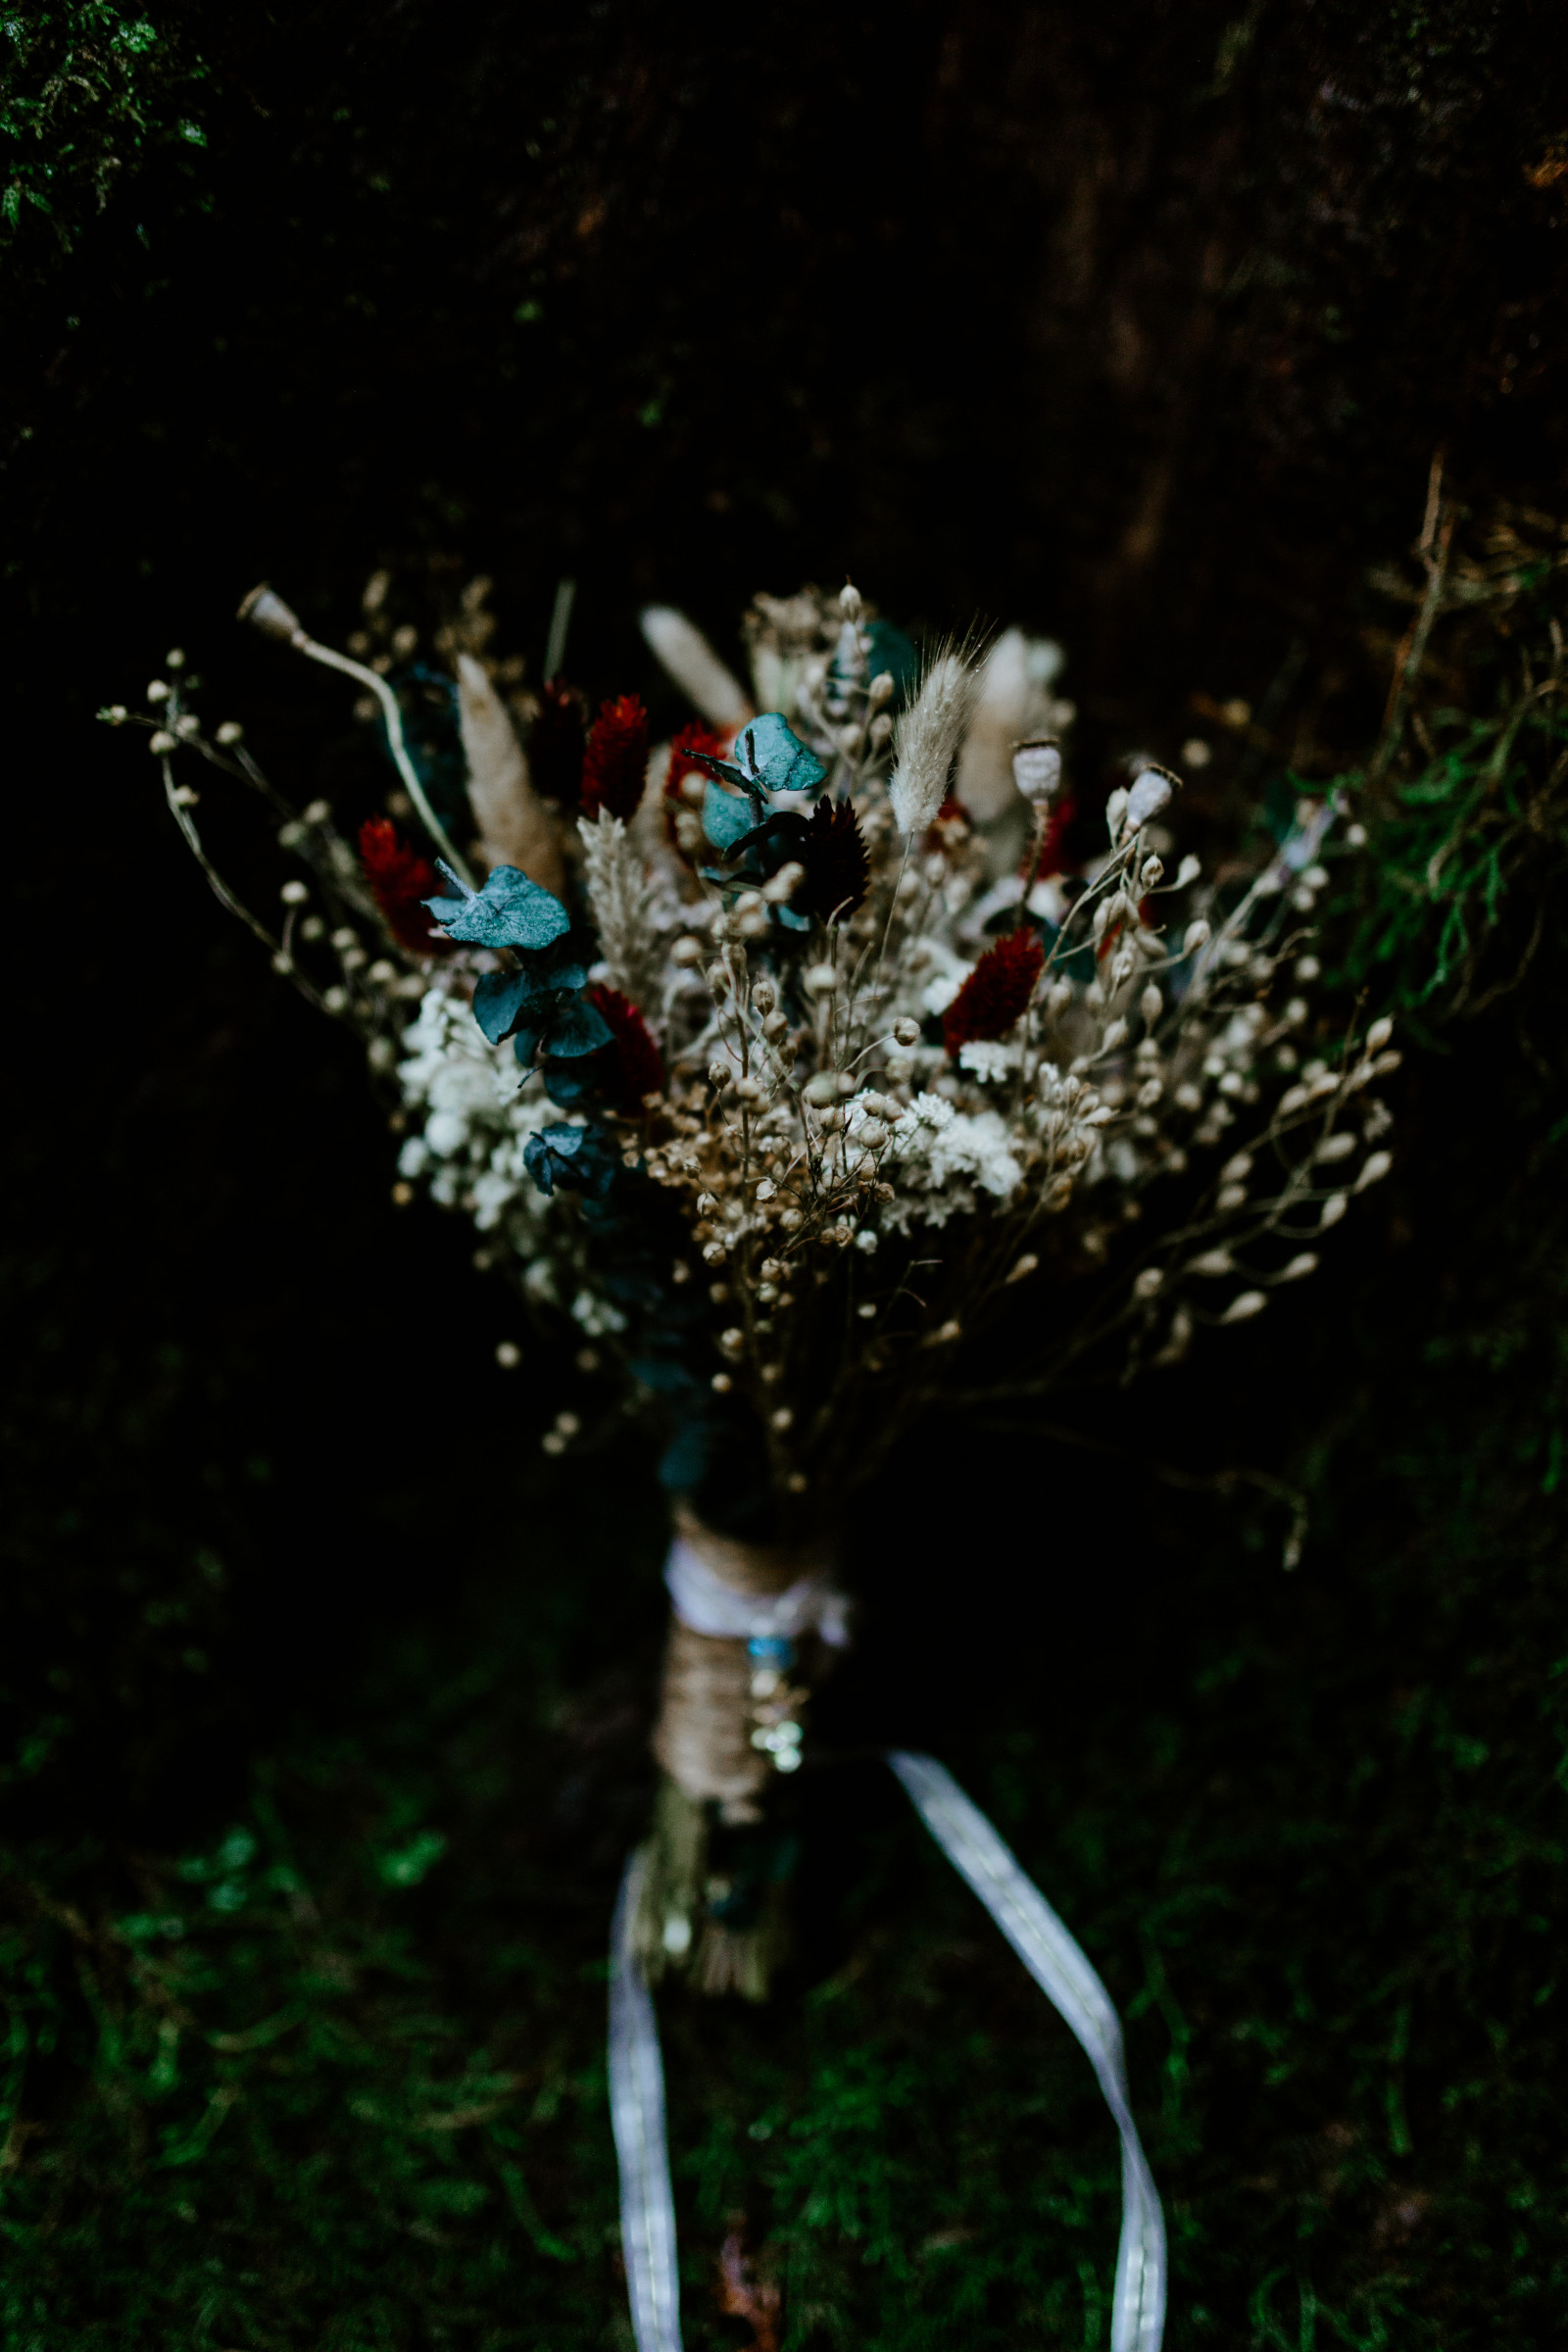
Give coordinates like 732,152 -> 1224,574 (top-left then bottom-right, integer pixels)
608,1751 -> 1167,2352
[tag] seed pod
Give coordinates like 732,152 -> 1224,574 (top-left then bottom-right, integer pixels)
1220,1290 -> 1266,1323
1125,769 -> 1173,828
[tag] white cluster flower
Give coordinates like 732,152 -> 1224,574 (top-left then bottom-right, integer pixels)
396,985 -> 563,1243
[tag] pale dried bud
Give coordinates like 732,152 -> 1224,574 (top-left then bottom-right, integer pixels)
1006,1251 -> 1040,1284
147,680 -> 170,703
1355,1151 -> 1393,1190
1315,1131 -> 1355,1163
805,1074 -> 840,1105
1125,769 -> 1173,829
1190,1249 -> 1234,1276
751,974 -> 777,1013
1137,1077 -> 1163,1109
1319,1193 -> 1348,1230
733,1074 -> 765,1102
1216,1183 -> 1248,1211
1175,854 -> 1201,888
1184,919 -> 1211,953
839,582 -> 863,619
1296,955 -> 1321,981
761,861 -> 806,904
1365,1016 -> 1394,1054
893,1016 -> 920,1047
737,906 -> 770,939
708,1058 -> 731,1088
805,962 -> 838,995
1012,738 -> 1062,804
1220,1152 -> 1252,1182
1140,856 -> 1164,890
761,1009 -> 789,1041
1221,1290 -> 1266,1324
670,935 -> 705,966
706,963 -> 730,998
1139,983 -> 1162,1026
770,1405 -> 794,1431
216,720 -> 244,746
148,730 -> 176,755
1133,1266 -> 1163,1298
1045,978 -> 1073,1018
238,584 -> 305,642
1105,787 -> 1129,839
1280,1252 -> 1319,1281
1101,1017 -> 1128,1053
710,1372 -> 733,1394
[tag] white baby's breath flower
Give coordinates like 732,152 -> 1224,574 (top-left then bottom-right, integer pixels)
957,1040 -> 1017,1083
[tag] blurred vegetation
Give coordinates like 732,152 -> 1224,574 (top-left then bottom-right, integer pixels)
1,4 -> 209,271
3,3 -> 1567,2346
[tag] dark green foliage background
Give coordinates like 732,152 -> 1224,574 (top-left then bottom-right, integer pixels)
3,4 -> 1567,2345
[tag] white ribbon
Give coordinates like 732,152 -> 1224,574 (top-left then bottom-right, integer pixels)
609,1849 -> 682,2352
663,1533 -> 852,1648
608,1750 -> 1165,2352
887,1750 -> 1167,2352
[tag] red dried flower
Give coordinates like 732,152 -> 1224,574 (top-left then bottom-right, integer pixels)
359,816 -> 451,956
792,796 -> 870,924
943,926 -> 1045,1054
589,984 -> 664,1112
581,694 -> 650,821
529,677 -> 588,808
663,719 -> 727,851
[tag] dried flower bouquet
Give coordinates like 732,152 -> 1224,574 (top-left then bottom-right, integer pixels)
113,574 -> 1397,1991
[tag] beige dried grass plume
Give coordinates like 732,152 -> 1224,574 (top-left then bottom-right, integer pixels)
888,649 -> 977,834
456,653 -> 564,895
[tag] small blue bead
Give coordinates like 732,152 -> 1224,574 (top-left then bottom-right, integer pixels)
748,1636 -> 796,1666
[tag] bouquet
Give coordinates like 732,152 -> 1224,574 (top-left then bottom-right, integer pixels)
110,572 -> 1397,1995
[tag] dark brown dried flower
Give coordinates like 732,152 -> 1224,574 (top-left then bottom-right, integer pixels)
792,796 -> 869,924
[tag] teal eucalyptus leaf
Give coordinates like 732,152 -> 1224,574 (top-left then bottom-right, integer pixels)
423,861 -> 570,952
